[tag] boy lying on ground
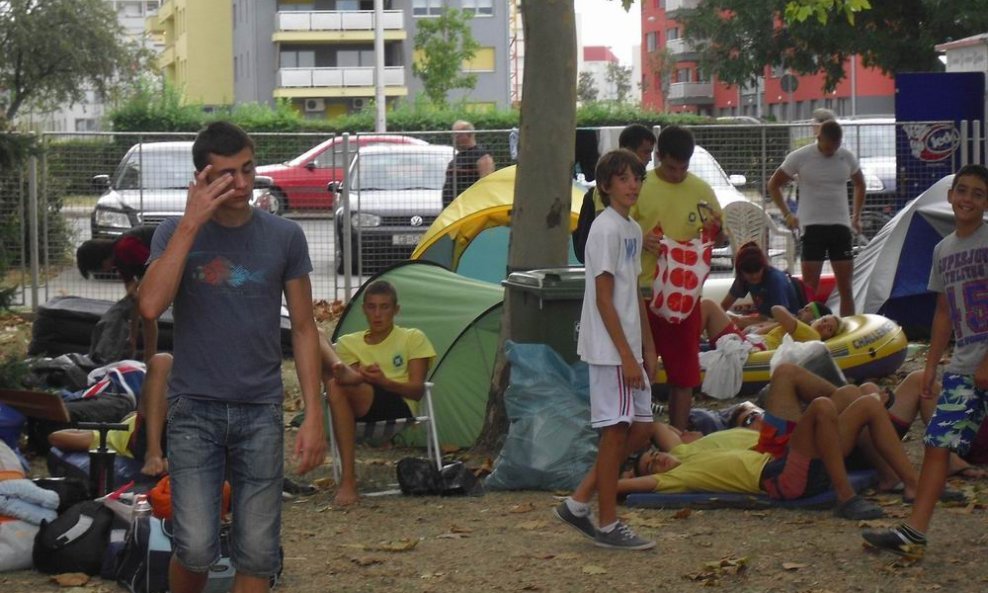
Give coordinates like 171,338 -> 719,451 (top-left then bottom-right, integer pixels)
618,392 -> 917,519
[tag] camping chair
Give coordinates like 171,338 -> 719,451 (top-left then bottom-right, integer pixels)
325,381 -> 442,484
722,201 -> 797,272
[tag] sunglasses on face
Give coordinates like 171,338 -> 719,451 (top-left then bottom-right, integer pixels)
741,411 -> 763,427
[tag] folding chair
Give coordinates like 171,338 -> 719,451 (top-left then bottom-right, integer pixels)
722,200 -> 797,272
325,381 -> 442,484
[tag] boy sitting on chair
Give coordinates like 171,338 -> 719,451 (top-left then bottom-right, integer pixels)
325,280 -> 436,506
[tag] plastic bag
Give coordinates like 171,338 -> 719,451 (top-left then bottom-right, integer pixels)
649,233 -> 714,323
485,342 -> 596,491
769,334 -> 847,386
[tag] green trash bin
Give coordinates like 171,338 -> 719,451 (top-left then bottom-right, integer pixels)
502,267 -> 586,363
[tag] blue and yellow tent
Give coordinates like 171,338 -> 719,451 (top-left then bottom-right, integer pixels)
410,165 -> 586,283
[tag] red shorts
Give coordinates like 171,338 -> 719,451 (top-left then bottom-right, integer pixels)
760,449 -> 830,500
647,301 -> 701,388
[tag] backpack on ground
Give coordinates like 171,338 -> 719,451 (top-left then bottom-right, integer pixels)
33,499 -> 115,575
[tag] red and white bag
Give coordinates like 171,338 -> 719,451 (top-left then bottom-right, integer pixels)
649,231 -> 714,323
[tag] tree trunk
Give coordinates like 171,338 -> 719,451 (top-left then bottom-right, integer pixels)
473,0 -> 577,455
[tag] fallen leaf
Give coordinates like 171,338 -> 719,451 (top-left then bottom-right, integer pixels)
313,477 -> 335,490
782,562 -> 809,570
448,524 -> 473,534
554,553 -> 579,561
509,502 -> 536,514
441,444 -> 461,454
673,508 -> 692,520
518,520 -> 548,530
341,539 -> 419,553
50,574 -> 89,587
350,556 -> 383,567
436,531 -> 470,539
581,564 -> 607,575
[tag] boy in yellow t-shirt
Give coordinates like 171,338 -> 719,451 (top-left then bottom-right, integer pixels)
325,280 -> 436,506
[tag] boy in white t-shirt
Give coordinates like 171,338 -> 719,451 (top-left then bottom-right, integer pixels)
553,149 -> 657,551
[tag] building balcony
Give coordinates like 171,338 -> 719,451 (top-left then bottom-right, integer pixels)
665,0 -> 700,16
273,10 -> 406,43
665,38 -> 698,59
667,81 -> 714,105
274,67 -> 407,98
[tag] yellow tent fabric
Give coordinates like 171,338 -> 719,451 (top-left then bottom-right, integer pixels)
410,165 -> 587,264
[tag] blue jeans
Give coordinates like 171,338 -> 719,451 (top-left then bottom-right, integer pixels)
167,396 -> 284,577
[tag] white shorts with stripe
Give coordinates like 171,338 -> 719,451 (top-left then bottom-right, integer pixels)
588,363 -> 653,428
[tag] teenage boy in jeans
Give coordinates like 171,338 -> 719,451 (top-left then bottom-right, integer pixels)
863,164 -> 988,560
553,149 -> 657,551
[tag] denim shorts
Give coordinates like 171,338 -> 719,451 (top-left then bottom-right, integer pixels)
167,396 -> 284,577
923,372 -> 988,456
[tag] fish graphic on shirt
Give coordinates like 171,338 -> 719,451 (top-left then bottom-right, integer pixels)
194,256 -> 265,287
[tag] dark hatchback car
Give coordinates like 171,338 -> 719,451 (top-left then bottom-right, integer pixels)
334,144 -> 454,274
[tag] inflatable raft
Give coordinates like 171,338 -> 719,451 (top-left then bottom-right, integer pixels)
654,313 -> 909,395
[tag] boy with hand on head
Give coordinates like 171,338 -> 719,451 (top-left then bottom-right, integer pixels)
139,121 -> 325,593
863,164 -> 988,560
554,149 -> 657,551
325,280 -> 436,507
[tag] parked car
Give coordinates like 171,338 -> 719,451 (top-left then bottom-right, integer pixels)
838,118 -> 897,238
90,141 -> 274,239
256,134 -> 429,214
334,144 -> 454,274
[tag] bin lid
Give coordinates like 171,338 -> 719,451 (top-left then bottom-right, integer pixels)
502,267 -> 586,299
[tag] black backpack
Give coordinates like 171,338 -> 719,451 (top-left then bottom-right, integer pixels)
33,499 -> 115,575
572,187 -> 597,264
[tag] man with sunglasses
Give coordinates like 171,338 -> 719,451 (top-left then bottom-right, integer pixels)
633,126 -> 727,431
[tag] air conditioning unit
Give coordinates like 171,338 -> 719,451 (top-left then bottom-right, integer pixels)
351,97 -> 368,110
304,98 -> 325,112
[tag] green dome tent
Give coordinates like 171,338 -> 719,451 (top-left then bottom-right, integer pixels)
331,261 -> 504,448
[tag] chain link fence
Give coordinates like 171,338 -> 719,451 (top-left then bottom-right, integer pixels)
0,120 -> 969,310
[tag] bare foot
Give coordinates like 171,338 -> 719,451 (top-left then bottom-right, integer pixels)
955,465 -> 988,480
333,484 -> 360,506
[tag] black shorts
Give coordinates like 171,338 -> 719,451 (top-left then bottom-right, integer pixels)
801,224 -> 854,262
359,386 -> 413,422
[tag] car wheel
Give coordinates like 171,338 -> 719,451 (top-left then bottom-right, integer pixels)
336,241 -> 362,275
268,189 -> 286,216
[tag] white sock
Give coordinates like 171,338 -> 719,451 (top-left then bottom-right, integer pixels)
598,521 -> 618,533
565,497 -> 590,517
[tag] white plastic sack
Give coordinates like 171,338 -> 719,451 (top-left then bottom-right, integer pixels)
769,334 -> 847,386
699,333 -> 754,400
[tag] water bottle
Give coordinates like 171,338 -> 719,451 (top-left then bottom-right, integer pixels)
132,494 -> 152,527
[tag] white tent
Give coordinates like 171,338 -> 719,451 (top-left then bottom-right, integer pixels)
848,174 -> 988,337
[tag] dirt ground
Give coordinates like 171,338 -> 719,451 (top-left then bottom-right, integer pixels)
3,313 -> 988,593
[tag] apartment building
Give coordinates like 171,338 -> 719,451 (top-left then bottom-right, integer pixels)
147,0 -> 235,108
641,0 -> 894,120
233,0 -> 510,119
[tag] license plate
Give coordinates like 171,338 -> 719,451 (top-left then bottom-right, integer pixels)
391,233 -> 421,246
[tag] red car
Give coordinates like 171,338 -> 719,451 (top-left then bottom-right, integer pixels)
256,134 -> 429,214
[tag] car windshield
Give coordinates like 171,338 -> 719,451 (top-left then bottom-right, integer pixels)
113,148 -> 194,190
688,150 -> 733,188
841,124 -> 894,159
353,152 -> 447,191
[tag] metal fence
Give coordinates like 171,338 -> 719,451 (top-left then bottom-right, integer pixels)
0,120 -> 975,309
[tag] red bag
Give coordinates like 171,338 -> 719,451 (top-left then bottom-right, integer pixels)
649,230 -> 714,323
